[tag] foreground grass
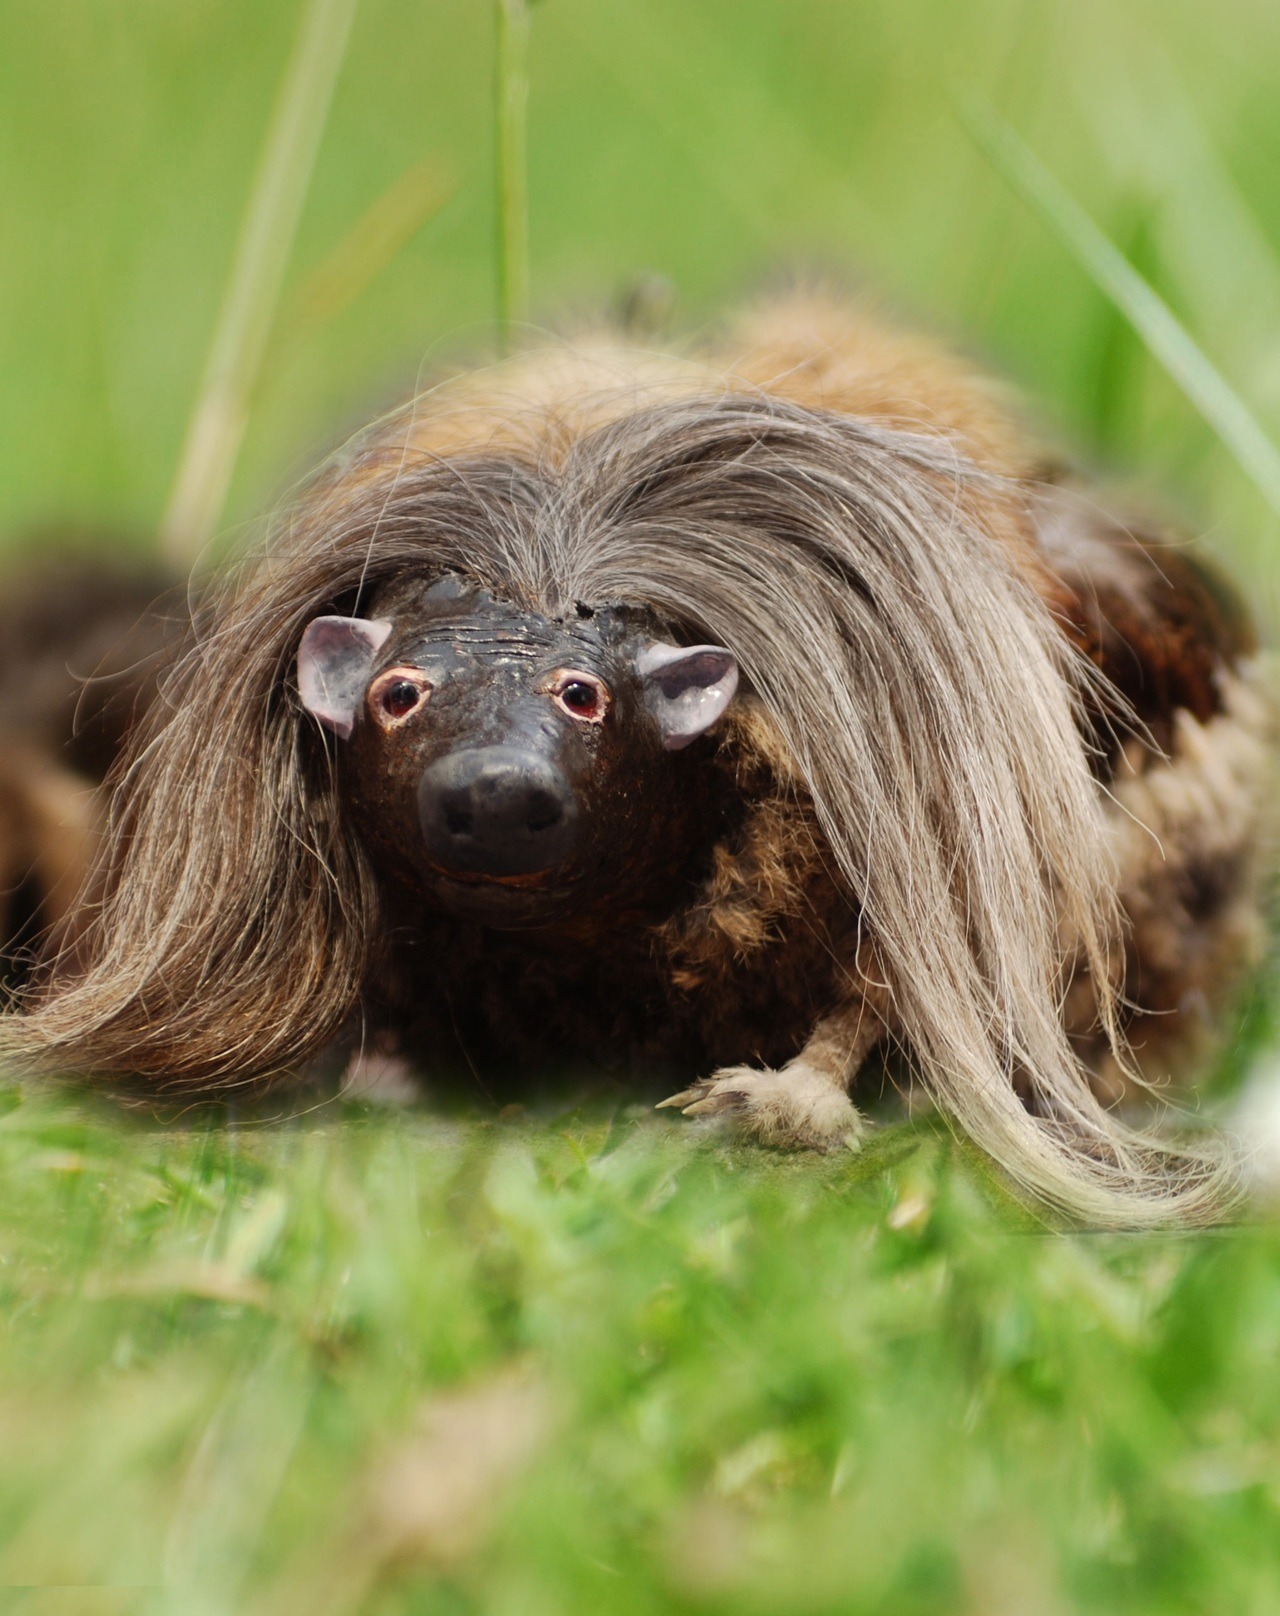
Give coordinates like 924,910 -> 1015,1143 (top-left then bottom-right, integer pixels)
1,1081 -> 1278,1615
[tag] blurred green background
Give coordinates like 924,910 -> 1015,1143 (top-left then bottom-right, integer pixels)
5,0 -> 1280,605
3,3 -> 1280,1612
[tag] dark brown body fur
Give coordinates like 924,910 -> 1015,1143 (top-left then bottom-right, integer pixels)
0,552 -> 183,968
363,706 -> 851,1088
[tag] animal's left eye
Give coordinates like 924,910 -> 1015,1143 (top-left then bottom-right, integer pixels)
549,671 -> 609,723
561,681 -> 597,712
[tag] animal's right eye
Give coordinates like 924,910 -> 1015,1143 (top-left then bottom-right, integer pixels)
368,667 -> 431,729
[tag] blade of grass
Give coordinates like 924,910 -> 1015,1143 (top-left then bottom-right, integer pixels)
289,156 -> 456,332
961,95 -> 1280,519
494,0 -> 532,350
159,0 -> 360,569
1074,10 -> 1280,349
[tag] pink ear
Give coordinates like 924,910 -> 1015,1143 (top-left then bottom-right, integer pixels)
297,616 -> 393,738
636,642 -> 739,750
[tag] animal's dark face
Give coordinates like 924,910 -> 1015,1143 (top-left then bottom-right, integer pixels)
296,576 -> 738,931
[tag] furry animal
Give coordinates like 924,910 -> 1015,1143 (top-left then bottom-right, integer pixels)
7,295 -> 1272,1225
0,551 -> 182,973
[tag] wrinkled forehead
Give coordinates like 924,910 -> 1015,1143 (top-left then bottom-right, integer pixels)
368,574 -> 630,679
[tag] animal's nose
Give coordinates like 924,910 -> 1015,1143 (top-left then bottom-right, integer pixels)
417,746 -> 578,878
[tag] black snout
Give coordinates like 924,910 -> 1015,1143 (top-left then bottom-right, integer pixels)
418,746 -> 579,878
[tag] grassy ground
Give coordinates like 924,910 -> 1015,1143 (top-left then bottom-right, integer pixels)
4,1082 -> 1280,1616
3,0 -> 1280,1611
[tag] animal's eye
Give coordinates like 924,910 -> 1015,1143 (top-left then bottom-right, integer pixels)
561,681 -> 597,713
549,671 -> 609,724
368,668 -> 431,728
383,681 -> 421,717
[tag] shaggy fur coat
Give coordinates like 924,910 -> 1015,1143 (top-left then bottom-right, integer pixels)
7,294 -> 1272,1226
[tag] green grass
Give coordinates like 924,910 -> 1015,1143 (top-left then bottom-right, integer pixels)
3,1084 -> 1280,1615
5,0 -> 1280,597
3,0 -> 1280,1609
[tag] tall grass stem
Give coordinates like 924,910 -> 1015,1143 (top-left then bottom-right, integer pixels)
160,0 -> 359,569
494,0 -> 532,350
963,97 -> 1280,519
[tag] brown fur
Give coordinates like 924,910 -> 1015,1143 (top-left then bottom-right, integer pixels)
0,553 -> 184,972
1033,486 -> 1272,1093
5,295 -> 1272,1226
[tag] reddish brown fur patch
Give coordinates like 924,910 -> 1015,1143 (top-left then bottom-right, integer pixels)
654,699 -> 890,1074
1035,487 -> 1254,757
721,290 -> 1032,476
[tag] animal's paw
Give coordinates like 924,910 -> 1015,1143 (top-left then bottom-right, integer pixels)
657,1062 -> 867,1152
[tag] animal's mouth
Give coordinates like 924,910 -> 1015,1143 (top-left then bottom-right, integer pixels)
420,859 -> 558,890
418,861 -> 587,934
